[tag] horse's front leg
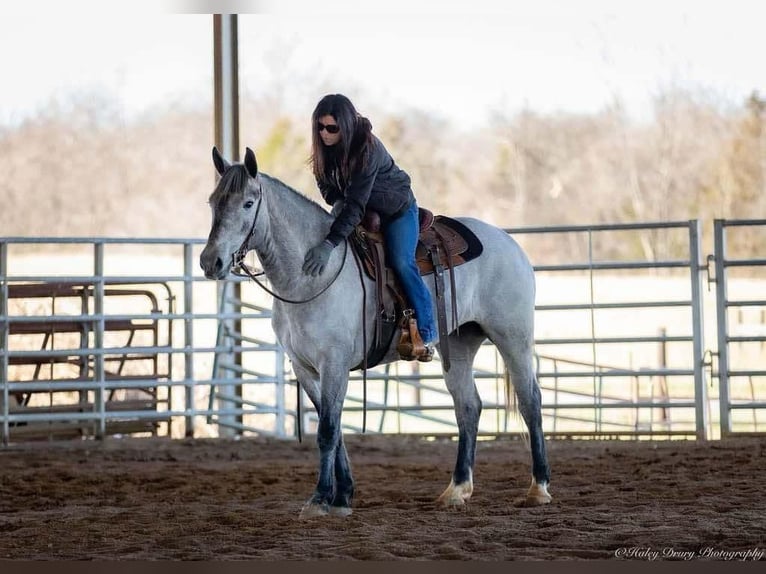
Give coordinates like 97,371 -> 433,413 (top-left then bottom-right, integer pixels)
330,435 -> 354,515
299,361 -> 352,519
299,425 -> 354,518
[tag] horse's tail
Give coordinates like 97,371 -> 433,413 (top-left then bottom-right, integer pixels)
504,366 -> 530,449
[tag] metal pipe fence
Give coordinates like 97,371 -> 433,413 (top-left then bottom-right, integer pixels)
1,219 -> 764,442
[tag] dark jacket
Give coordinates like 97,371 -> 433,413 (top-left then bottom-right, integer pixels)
319,135 -> 414,245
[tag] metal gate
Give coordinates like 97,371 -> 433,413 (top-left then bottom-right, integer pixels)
0,237 -> 293,444
710,219 -> 766,437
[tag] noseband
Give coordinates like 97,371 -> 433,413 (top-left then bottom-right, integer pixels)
229,185 -> 348,305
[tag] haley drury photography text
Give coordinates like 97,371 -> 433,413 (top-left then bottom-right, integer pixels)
615,546 -> 764,561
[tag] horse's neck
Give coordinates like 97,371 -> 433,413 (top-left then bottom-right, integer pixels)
252,181 -> 331,292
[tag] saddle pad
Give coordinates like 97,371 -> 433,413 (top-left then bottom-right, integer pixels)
415,216 -> 483,274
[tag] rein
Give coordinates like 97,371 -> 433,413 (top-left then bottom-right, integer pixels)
230,193 -> 348,305
349,243 -> 368,433
233,242 -> 348,305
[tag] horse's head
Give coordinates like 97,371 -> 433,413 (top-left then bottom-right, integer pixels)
200,146 -> 262,280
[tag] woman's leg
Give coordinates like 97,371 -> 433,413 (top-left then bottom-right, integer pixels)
384,201 -> 437,344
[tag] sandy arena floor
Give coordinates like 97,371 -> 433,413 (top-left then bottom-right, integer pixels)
0,435 -> 764,560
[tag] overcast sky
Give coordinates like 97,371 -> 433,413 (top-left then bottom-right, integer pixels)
1,0 -> 763,128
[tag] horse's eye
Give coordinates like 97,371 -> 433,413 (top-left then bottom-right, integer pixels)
244,200 -> 254,209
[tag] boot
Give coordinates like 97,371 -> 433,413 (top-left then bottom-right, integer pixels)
397,310 -> 434,362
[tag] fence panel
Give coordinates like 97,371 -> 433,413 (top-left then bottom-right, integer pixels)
712,219 -> 766,437
0,237 -> 292,444
0,220 -> 722,442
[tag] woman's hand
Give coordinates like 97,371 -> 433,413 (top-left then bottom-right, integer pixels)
302,240 -> 336,277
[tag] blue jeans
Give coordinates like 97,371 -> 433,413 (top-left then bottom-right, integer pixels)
384,200 -> 436,344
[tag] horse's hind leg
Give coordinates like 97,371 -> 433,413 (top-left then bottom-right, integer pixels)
490,329 -> 552,506
437,323 -> 487,507
513,374 -> 552,506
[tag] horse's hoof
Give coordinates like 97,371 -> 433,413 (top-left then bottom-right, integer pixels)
437,494 -> 468,509
299,502 -> 329,519
437,477 -> 473,508
514,494 -> 552,507
515,481 -> 552,507
328,505 -> 353,517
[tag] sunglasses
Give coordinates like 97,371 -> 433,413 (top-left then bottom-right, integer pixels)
317,122 -> 340,134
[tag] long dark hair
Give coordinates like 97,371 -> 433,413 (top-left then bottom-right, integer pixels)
310,94 -> 374,188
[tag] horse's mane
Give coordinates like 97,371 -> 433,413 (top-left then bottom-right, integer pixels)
260,173 -> 329,217
209,164 -> 329,218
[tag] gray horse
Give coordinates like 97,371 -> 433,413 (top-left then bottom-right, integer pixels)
200,147 -> 551,518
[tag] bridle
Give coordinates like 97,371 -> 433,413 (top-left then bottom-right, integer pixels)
228,183 -> 348,305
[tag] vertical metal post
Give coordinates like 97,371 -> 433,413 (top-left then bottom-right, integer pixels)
275,347 -> 285,437
587,229 -> 599,433
1,241 -> 9,445
94,242 -> 106,439
184,243 -> 195,437
713,219 -> 730,437
657,327 -> 669,425
689,220 -> 708,440
214,14 -> 242,437
214,14 -> 239,166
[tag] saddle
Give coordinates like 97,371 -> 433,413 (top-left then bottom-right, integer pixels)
350,207 -> 483,372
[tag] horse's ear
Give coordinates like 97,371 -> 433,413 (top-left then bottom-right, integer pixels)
212,146 -> 230,176
244,147 -> 258,179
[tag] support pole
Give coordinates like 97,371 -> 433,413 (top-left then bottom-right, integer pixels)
213,14 -> 242,437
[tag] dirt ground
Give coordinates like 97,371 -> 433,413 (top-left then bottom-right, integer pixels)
0,435 -> 764,561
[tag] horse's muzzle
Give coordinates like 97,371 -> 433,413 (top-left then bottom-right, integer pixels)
200,249 -> 228,280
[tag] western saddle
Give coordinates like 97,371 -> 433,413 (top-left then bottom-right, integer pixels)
350,207 -> 483,372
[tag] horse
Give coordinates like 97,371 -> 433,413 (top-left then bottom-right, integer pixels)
200,147 -> 551,518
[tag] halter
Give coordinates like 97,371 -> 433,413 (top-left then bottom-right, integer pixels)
229,183 -> 348,305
